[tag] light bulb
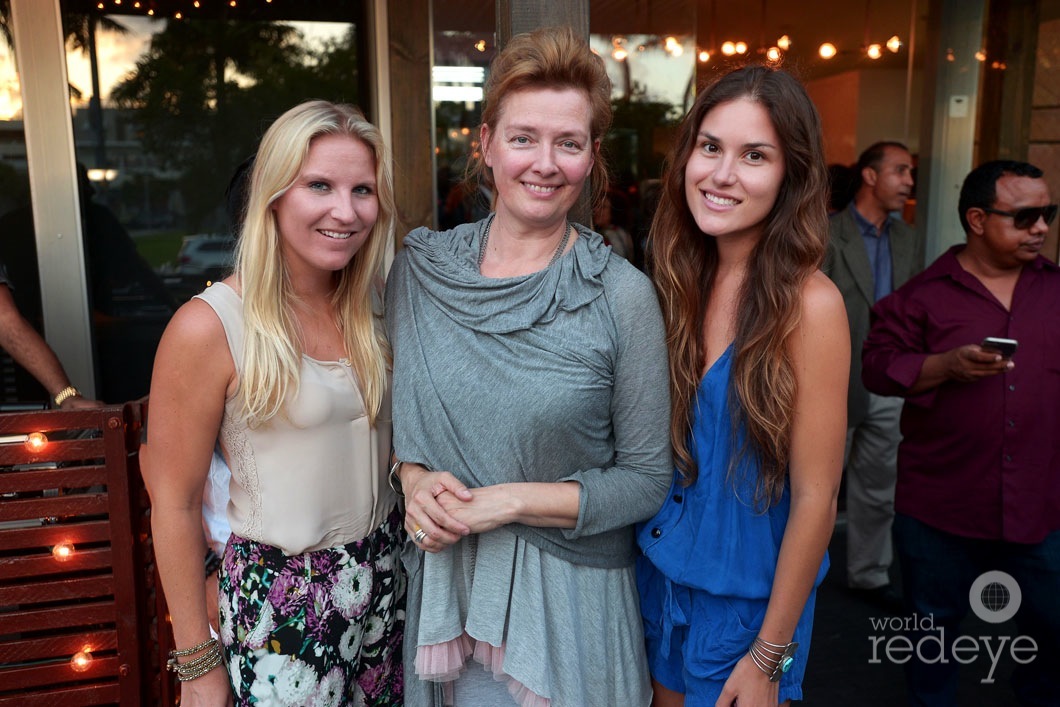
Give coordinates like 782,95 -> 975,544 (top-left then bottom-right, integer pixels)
52,542 -> 75,561
721,41 -> 736,56
698,50 -> 710,63
735,41 -> 748,55
819,43 -> 837,60
766,47 -> 781,62
887,35 -> 902,53
867,44 -> 883,60
777,35 -> 791,51
71,649 -> 93,672
25,431 -> 47,452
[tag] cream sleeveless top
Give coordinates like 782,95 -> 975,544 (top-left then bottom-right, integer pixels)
195,281 -> 394,555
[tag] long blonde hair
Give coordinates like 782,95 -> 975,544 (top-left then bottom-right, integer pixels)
650,66 -> 828,505
234,100 -> 395,427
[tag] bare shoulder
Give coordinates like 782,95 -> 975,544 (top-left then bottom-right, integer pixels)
788,271 -> 850,365
155,296 -> 234,386
161,296 -> 226,350
798,271 -> 848,335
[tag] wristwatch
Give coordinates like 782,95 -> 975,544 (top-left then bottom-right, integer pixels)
53,385 -> 81,407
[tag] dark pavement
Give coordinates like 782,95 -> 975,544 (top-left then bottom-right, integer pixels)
802,513 -> 1026,706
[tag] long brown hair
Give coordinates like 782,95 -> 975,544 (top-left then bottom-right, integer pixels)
650,66 -> 828,504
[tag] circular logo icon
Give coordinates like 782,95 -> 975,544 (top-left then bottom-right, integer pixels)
968,570 -> 1021,624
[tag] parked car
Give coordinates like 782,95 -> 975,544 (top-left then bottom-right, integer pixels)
175,234 -> 235,279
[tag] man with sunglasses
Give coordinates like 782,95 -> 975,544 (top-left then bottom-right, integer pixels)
862,160 -> 1059,706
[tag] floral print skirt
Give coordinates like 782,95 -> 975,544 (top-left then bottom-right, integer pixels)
219,506 -> 406,706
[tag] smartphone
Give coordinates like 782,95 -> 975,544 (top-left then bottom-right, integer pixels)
980,337 -> 1018,359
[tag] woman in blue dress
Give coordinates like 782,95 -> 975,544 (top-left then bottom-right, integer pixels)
637,66 -> 849,706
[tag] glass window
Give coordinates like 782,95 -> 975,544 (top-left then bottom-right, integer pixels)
432,4 -> 495,232
57,0 -> 368,403
590,30 -> 693,267
0,1 -> 48,408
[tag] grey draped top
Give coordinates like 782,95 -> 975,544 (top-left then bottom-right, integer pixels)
385,219 -> 672,568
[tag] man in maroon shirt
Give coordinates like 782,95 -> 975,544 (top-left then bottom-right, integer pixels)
863,160 -> 1059,706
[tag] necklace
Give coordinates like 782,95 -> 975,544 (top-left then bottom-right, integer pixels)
477,214 -> 573,270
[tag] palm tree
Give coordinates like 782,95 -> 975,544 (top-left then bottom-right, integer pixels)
64,11 -> 131,167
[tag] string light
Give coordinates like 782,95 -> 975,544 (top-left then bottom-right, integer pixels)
975,49 -> 987,61
734,41 -> 748,55
946,48 -> 955,62
887,35 -> 902,53
819,43 -> 837,60
766,46 -> 781,63
867,44 -> 883,60
721,41 -> 736,56
777,35 -> 791,51
698,50 -> 710,63
52,542 -> 75,561
25,431 -> 48,452
70,648 -> 93,673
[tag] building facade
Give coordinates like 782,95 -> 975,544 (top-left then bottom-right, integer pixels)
1,0 -> 1057,406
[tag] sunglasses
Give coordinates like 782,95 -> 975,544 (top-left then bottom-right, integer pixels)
981,204 -> 1058,230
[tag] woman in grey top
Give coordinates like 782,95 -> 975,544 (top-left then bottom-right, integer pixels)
386,27 -> 672,707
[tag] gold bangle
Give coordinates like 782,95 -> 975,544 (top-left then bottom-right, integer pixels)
53,385 -> 81,407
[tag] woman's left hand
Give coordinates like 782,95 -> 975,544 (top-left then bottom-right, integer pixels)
715,652 -> 781,707
401,463 -> 473,552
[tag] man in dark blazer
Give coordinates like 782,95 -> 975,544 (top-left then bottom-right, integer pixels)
824,141 -> 923,611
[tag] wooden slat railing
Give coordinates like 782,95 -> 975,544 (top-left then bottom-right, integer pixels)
0,402 -> 171,706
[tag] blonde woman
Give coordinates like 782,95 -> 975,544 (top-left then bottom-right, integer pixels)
143,100 -> 402,706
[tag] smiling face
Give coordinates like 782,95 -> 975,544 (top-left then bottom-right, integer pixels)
272,133 -> 379,280
683,97 -> 785,246
481,86 -> 596,233
967,174 -> 1052,270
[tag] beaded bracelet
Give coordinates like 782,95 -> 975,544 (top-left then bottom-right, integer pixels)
167,636 -> 223,682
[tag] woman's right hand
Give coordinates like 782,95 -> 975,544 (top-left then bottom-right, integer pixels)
178,666 -> 233,706
400,462 -> 473,551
